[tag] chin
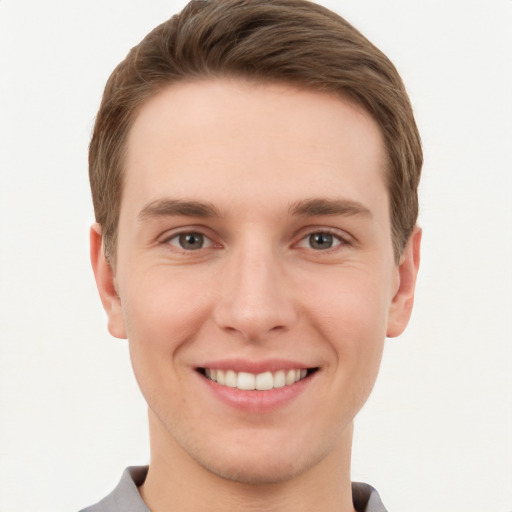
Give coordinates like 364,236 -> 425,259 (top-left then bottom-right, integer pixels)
187,433 -> 335,486
196,453 -> 311,485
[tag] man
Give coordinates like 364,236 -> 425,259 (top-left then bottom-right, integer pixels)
82,0 -> 422,510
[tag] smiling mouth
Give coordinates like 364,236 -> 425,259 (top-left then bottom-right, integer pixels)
198,367 -> 318,391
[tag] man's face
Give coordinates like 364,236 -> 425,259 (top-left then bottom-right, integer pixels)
93,79 -> 419,484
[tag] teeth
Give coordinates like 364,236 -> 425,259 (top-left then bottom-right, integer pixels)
285,369 -> 296,386
204,368 -> 310,390
225,370 -> 237,388
237,371 -> 255,390
256,371 -> 273,390
273,370 -> 286,388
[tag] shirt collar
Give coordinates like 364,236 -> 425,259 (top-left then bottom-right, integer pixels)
83,466 -> 387,512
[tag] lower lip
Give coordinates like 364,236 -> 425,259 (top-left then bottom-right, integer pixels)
199,372 -> 315,413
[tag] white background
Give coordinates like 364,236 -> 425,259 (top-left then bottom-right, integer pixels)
1,1 -> 511,511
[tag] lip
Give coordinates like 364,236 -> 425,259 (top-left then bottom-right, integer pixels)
195,359 -> 319,413
198,358 -> 314,374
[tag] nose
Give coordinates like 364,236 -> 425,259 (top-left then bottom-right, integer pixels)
213,243 -> 298,342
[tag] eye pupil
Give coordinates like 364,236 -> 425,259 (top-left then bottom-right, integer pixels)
309,233 -> 333,250
179,233 -> 204,250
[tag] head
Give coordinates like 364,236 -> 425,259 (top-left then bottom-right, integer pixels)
89,0 -> 422,265
89,0 -> 422,491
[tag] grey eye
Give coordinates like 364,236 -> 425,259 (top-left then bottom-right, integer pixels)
165,232 -> 213,251
178,233 -> 205,250
308,232 -> 335,250
296,231 -> 344,251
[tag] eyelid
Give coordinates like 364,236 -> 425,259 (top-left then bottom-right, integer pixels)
294,227 -> 353,249
158,226 -> 221,249
167,233 -> 214,249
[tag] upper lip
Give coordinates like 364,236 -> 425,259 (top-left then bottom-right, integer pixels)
197,358 -> 317,374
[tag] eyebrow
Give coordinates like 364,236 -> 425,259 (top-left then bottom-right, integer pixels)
137,197 -> 372,221
289,198 -> 372,218
138,199 -> 221,220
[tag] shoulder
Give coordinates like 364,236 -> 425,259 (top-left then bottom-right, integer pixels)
352,482 -> 388,512
79,466 -> 149,512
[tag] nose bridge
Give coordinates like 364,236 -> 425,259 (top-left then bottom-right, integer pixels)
214,237 -> 296,340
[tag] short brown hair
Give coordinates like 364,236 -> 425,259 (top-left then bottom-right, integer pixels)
89,0 -> 422,262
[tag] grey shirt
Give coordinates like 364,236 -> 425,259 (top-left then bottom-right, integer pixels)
80,466 -> 387,512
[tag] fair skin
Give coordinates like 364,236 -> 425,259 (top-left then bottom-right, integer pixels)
91,79 -> 421,512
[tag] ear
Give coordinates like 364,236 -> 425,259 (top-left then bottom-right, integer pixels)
90,223 -> 127,339
386,226 -> 422,338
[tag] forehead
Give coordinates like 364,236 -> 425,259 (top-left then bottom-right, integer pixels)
122,79 -> 388,214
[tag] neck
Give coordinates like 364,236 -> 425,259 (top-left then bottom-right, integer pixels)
139,411 -> 356,512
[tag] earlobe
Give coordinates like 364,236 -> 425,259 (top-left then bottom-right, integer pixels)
90,224 -> 127,339
386,226 -> 422,338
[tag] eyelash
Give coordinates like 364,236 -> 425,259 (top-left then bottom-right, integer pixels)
161,228 -> 351,253
163,231 -> 217,251
295,230 -> 349,251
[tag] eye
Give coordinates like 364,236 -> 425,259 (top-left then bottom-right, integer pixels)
297,231 -> 344,250
166,232 -> 213,251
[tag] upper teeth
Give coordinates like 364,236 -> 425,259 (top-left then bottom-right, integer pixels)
205,368 -> 308,390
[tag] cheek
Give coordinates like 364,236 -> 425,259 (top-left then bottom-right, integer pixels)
304,268 -> 392,342
302,270 -> 390,401
121,272 -> 210,412
121,267 -> 213,350
119,269 -> 215,405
